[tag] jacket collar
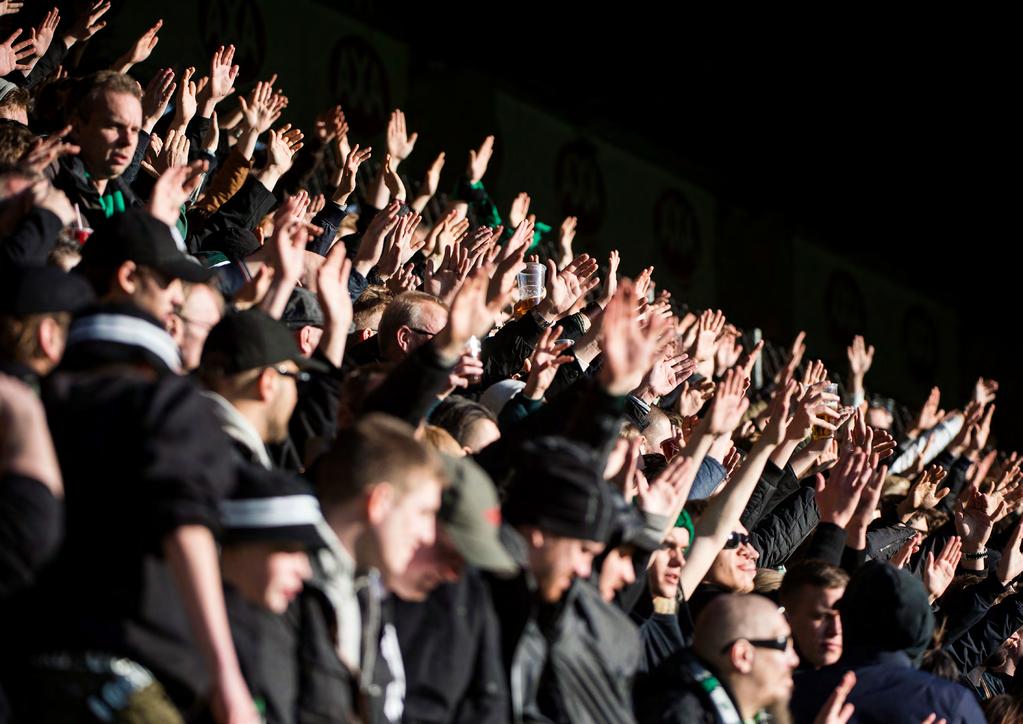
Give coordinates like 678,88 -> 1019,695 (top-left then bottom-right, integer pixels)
202,391 -> 273,469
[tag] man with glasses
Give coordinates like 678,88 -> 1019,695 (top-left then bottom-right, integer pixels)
198,309 -> 326,469
376,291 -> 448,363
636,593 -> 800,723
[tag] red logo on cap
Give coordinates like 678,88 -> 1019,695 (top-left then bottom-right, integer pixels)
484,507 -> 502,527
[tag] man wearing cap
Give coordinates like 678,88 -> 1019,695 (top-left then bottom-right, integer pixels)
220,466 -> 327,724
283,288 -> 325,358
489,436 -> 644,723
77,209 -> 212,333
0,265 -> 94,386
199,308 -> 327,470
391,456 -> 514,724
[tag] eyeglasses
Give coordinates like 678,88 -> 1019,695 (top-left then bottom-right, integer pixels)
407,326 -> 438,339
272,365 -> 310,383
723,531 -> 752,550
720,634 -> 792,654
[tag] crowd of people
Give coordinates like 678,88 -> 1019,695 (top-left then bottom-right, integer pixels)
1,5 -> 1021,723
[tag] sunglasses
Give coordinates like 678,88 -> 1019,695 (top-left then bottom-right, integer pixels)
720,634 -> 793,654
723,531 -> 752,550
272,365 -> 311,383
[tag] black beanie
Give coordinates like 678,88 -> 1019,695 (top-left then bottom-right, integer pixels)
838,561 -> 935,663
503,437 -> 614,543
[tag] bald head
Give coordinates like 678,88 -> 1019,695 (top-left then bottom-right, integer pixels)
693,593 -> 799,719
693,593 -> 787,663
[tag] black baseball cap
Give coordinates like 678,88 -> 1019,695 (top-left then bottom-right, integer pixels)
80,210 -> 212,283
200,308 -> 327,375
282,288 -> 324,330
0,265 -> 94,316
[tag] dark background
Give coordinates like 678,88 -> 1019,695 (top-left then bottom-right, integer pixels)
12,2 -> 1018,444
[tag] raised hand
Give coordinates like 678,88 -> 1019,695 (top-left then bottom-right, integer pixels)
171,66 -> 200,132
0,28 -> 34,76
847,335 -> 875,378
467,135 -> 495,184
676,378 -> 716,417
634,266 -> 654,301
380,153 -> 406,202
27,7 -> 60,68
0,1 -> 24,16
815,450 -> 870,527
558,216 -> 578,266
239,80 -> 284,134
642,352 -> 696,399
595,249 -> 620,308
890,533 -> 921,569
199,44 -> 239,116
706,368 -> 754,437
154,128 -> 190,175
353,202 -> 401,276
693,309 -> 726,365
897,465 -> 950,521
114,18 -> 160,72
909,387 -> 946,438
714,327 -> 743,377
522,325 -> 575,401
266,126 -> 304,172
333,144 -> 372,205
423,244 -> 468,304
509,192 -> 531,229
385,262 -> 421,294
145,160 -> 207,227
386,108 -> 417,164
923,536 -> 962,602
760,380 -> 799,447
637,453 -> 696,521
315,240 -> 353,367
973,377 -> 999,406
65,0 -> 110,44
19,125 -> 79,174
597,279 -> 674,396
787,385 -> 843,441
314,105 -> 346,143
776,330 -> 807,385
996,516 -> 1023,586
141,68 -> 176,134
377,212 -> 424,278
955,490 -> 999,559
541,254 -> 600,317
846,465 -> 887,550
738,338 -> 764,380
814,671 -> 856,724
422,152 -> 445,197
434,270 -> 502,362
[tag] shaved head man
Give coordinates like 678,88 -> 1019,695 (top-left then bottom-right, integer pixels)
636,593 -> 800,723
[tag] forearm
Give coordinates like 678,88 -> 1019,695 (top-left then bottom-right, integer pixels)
770,437 -> 802,471
260,277 -> 298,319
163,526 -> 247,683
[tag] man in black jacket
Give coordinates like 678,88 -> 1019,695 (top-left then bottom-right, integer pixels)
391,455 -> 516,724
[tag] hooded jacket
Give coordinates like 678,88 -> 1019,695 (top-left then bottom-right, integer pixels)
791,562 -> 985,724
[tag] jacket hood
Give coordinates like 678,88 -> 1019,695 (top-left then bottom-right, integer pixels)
839,561 -> 934,663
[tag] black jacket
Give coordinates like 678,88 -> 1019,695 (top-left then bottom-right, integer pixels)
634,648 -> 744,724
52,156 -> 143,229
393,569 -> 509,724
487,528 -> 640,723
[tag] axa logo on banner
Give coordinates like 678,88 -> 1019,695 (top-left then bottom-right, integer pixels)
329,37 -> 390,136
199,0 -> 266,83
654,189 -> 702,283
555,140 -> 605,234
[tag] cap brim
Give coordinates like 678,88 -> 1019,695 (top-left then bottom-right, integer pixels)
156,256 -> 214,283
224,523 -> 326,549
295,354 -> 329,373
444,521 -> 519,578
